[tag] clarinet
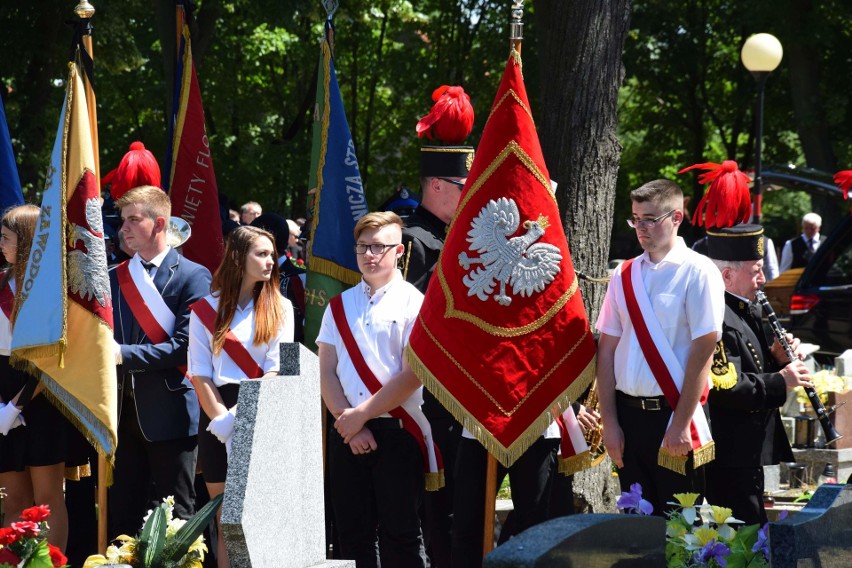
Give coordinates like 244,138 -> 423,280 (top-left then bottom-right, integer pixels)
755,290 -> 842,446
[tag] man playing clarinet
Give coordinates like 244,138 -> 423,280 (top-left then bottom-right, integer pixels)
705,224 -> 813,525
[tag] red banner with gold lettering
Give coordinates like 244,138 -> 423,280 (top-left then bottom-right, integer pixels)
165,4 -> 224,273
406,51 -> 596,467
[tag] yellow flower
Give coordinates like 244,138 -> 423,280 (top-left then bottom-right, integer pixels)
708,506 -> 735,524
672,493 -> 700,507
83,555 -> 108,568
694,527 -> 720,547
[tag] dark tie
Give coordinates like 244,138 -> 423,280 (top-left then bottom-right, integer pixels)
804,238 -> 815,261
141,260 -> 155,274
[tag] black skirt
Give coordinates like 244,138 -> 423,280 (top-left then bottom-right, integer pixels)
0,355 -> 71,472
198,383 -> 240,484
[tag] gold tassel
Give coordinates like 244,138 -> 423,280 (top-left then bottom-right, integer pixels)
559,452 -> 592,476
658,448 -> 688,475
692,442 -> 716,469
711,363 -> 738,390
425,470 -> 446,492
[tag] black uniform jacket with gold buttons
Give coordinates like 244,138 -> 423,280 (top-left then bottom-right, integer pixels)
401,205 -> 447,295
708,292 -> 794,468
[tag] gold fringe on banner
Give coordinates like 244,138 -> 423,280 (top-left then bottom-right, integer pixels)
558,449 -> 607,476
306,255 -> 361,287
39,373 -> 116,485
406,343 -> 596,469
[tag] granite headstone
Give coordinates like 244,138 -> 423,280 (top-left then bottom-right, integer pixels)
220,343 -> 353,568
769,483 -> 852,567
484,514 -> 666,567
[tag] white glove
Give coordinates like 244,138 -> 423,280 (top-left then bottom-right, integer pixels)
206,409 -> 235,444
0,402 -> 25,436
114,340 -> 123,365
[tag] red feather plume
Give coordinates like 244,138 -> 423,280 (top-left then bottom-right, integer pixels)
678,160 -> 752,228
101,141 -> 162,201
833,170 -> 852,200
415,85 -> 474,145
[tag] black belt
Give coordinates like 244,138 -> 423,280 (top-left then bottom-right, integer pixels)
617,391 -> 671,411
365,417 -> 403,430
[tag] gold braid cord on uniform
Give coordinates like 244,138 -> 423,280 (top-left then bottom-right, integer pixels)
710,340 -> 737,390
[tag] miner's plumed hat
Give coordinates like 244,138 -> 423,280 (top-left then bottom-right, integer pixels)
417,85 -> 475,178
707,224 -> 766,262
101,141 -> 162,201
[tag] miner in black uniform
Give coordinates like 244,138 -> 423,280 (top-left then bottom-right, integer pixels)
399,84 -> 476,568
402,144 -> 473,568
705,224 -> 813,525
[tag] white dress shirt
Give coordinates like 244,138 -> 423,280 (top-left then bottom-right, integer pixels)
188,294 -> 295,386
595,238 -> 725,397
316,271 -> 423,415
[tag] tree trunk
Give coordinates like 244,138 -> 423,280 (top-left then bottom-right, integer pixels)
534,0 -> 632,513
783,0 -> 841,228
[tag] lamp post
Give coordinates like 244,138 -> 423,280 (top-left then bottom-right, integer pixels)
741,33 -> 783,224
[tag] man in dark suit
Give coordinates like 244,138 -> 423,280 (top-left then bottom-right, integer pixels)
705,224 -> 813,525
108,185 -> 212,537
779,212 -> 825,272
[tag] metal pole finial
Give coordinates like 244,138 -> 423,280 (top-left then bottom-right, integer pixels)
75,0 -> 95,19
510,1 -> 524,42
322,0 -> 339,21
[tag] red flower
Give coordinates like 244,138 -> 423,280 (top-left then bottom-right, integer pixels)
10,520 -> 40,538
48,544 -> 68,568
21,504 -> 51,523
0,547 -> 21,566
0,527 -> 17,545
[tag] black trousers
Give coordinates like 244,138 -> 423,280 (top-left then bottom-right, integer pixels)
451,436 -> 558,568
616,398 -> 704,518
706,464 -> 766,526
108,397 -> 198,538
328,419 -> 427,568
422,416 -> 461,568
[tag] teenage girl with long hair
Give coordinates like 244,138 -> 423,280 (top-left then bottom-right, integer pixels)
0,204 -> 71,550
188,225 -> 294,567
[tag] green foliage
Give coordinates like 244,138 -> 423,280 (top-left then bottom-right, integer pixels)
164,494 -> 224,563
0,1 -> 848,233
138,506 -> 167,567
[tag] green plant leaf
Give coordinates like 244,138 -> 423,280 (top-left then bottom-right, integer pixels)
25,541 -> 54,568
137,505 -> 168,567
165,493 -> 224,563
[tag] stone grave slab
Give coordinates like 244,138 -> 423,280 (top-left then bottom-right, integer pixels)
221,343 -> 353,568
484,514 -> 665,567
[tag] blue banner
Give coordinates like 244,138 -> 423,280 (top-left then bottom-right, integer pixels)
0,98 -> 24,214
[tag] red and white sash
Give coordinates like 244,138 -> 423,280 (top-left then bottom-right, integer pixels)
0,279 -> 14,321
620,258 -> 714,474
330,295 -> 444,491
556,403 -> 605,476
116,258 -> 186,374
190,298 -> 264,379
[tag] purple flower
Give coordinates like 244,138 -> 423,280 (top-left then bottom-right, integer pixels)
752,511 -> 786,559
616,483 -> 654,515
693,539 -> 731,567
752,523 -> 769,558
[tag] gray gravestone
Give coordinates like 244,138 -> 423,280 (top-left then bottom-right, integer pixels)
769,484 -> 852,567
221,343 -> 354,568
835,349 -> 852,377
484,514 -> 666,567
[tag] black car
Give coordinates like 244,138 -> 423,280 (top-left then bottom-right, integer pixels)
788,212 -> 852,359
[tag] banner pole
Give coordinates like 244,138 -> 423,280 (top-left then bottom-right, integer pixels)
482,454 -> 498,557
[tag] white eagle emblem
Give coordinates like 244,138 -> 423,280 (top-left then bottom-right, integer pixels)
67,197 -> 112,309
458,197 -> 562,306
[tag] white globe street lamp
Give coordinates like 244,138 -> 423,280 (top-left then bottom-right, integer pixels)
741,33 -> 783,223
